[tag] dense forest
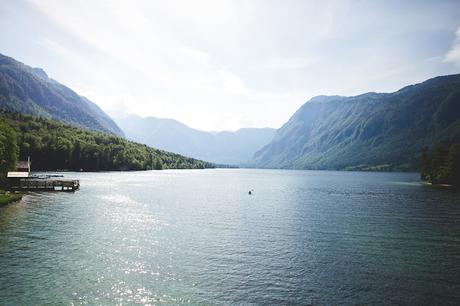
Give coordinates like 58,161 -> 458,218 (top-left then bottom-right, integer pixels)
421,144 -> 460,186
0,111 -> 214,182
0,119 -> 18,186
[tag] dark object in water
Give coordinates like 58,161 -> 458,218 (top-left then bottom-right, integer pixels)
249,191 -> 252,195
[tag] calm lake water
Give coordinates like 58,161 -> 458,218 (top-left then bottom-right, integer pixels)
0,169 -> 459,305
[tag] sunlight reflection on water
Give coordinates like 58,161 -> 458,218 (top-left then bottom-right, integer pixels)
0,169 -> 459,305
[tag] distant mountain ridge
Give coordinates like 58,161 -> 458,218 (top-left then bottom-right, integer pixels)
115,115 -> 276,165
254,74 -> 460,170
0,53 -> 123,136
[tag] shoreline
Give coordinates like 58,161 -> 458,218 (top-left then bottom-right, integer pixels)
0,191 -> 23,205
421,181 -> 459,188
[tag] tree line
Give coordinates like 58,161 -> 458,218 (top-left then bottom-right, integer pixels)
421,144 -> 460,186
0,119 -> 19,186
0,111 -> 214,183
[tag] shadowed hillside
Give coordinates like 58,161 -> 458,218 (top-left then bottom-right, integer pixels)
0,53 -> 123,136
254,74 -> 460,170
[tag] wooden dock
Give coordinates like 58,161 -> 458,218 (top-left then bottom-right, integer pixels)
10,179 -> 80,192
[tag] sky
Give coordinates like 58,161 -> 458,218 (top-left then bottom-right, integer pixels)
1,0 -> 460,131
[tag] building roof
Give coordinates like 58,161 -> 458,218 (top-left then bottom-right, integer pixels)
7,172 -> 30,178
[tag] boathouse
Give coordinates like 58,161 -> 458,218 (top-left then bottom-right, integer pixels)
6,157 -> 79,192
7,157 -> 31,180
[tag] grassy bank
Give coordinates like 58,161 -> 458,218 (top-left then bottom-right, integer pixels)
0,191 -> 22,205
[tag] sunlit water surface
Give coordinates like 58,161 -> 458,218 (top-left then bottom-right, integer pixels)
0,169 -> 460,305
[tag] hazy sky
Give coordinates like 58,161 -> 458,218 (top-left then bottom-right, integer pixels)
1,0 -> 460,131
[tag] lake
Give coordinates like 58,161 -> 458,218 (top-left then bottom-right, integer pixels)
0,169 -> 459,305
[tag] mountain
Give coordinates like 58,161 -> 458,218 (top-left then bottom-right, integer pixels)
115,115 -> 276,165
0,53 -> 123,136
254,74 -> 460,170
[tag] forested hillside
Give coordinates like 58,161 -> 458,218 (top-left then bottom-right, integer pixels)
421,144 -> 460,185
254,74 -> 460,170
0,111 -> 214,178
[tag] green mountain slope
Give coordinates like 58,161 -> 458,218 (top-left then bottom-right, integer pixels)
0,111 -> 214,172
0,53 -> 123,136
254,74 -> 460,170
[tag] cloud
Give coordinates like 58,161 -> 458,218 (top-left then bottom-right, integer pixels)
444,26 -> 460,67
8,0 -> 458,130
265,57 -> 320,70
25,0 -> 315,131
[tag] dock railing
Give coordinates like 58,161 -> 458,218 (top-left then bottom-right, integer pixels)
10,179 -> 80,191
